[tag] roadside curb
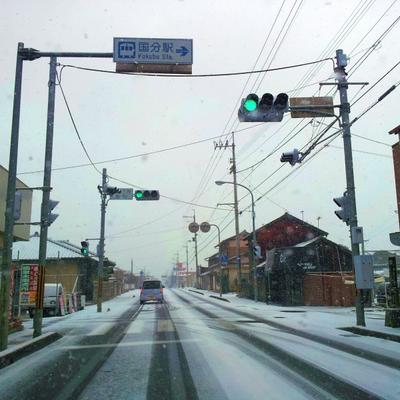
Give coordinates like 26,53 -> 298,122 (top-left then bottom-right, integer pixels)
188,289 -> 204,295
209,295 -> 230,302
339,326 -> 400,343
0,331 -> 62,370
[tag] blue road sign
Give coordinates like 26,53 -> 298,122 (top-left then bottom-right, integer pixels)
113,37 -> 193,65
220,255 -> 229,266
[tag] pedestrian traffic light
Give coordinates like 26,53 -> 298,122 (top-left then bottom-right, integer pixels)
134,190 -> 160,201
47,199 -> 59,226
14,191 -> 22,221
238,92 -> 289,122
280,149 -> 301,166
333,192 -> 351,225
81,241 -> 89,256
253,244 -> 262,259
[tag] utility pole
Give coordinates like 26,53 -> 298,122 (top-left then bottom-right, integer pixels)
335,49 -> 365,326
131,259 -> 133,275
33,56 -> 57,337
0,43 -> 24,350
185,242 -> 189,287
97,168 -> 107,312
184,211 -> 199,287
193,211 -> 199,288
215,133 -> 241,290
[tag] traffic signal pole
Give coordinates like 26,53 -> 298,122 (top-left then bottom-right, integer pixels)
33,56 -> 58,337
335,49 -> 365,326
97,168 -> 107,312
0,43 -> 24,350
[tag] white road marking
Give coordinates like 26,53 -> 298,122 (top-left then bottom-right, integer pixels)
61,338 -> 200,350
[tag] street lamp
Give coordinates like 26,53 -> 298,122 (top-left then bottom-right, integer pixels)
215,180 -> 258,301
200,222 -> 223,298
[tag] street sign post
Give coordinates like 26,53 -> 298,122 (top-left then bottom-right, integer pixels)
113,37 -> 193,74
109,188 -> 134,200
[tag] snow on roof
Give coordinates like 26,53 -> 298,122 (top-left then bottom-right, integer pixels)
12,233 -> 98,261
293,236 -> 321,247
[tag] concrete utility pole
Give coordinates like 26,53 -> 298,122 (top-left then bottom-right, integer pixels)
0,43 -> 24,351
97,168 -> 107,312
33,56 -> 58,337
335,49 -> 365,326
215,133 -> 241,289
185,241 -> 189,287
216,181 -> 257,300
193,211 -> 199,287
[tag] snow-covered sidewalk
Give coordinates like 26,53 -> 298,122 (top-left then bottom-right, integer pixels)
6,289 -> 139,352
183,288 -> 400,360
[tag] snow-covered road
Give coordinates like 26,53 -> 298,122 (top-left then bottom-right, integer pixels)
1,289 -> 399,400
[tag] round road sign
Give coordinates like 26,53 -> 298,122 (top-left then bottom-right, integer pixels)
188,222 -> 199,233
200,222 -> 211,233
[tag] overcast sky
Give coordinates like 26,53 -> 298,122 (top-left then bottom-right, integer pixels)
1,0 -> 400,277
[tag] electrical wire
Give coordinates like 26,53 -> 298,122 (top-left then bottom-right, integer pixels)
58,57 -> 334,79
55,70 -> 101,175
327,145 -> 391,158
17,122 -> 266,175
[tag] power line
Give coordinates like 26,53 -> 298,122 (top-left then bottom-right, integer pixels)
352,133 -> 391,147
17,122 -> 266,175
254,0 -> 304,93
327,145 -> 391,158
351,58 -> 400,106
55,69 -> 101,175
237,120 -> 312,173
59,57 -> 334,79
189,2 -> 291,208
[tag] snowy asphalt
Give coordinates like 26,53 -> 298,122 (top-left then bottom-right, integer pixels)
1,289 -> 400,400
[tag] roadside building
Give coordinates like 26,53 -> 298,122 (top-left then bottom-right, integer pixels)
202,231 -> 249,292
0,165 -> 33,330
240,212 -> 356,306
263,236 -> 354,306
11,233 -> 117,316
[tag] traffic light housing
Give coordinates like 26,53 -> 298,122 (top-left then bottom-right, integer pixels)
105,186 -> 121,196
14,191 -> 22,221
134,190 -> 160,201
280,149 -> 300,166
81,241 -> 89,256
333,192 -> 351,225
238,93 -> 288,122
47,199 -> 59,226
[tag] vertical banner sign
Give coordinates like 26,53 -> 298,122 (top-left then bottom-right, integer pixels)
8,265 -> 16,320
20,264 -> 39,306
36,265 -> 45,309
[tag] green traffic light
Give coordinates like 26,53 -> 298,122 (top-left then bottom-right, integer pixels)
244,99 -> 257,112
136,191 -> 143,199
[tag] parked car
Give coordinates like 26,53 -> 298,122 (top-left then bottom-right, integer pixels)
43,283 -> 64,316
140,280 -> 164,304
